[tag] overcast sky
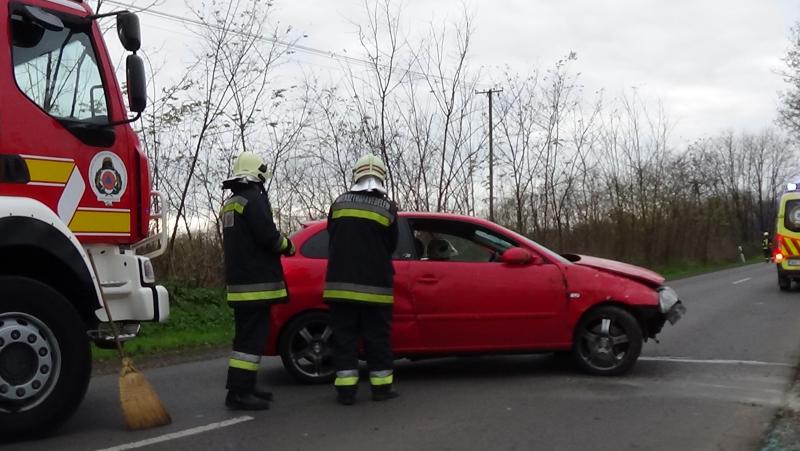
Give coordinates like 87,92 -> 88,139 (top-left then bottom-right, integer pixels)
119,0 -> 800,145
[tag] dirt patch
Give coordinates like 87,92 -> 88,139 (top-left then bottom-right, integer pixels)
91,345 -> 229,376
761,366 -> 800,451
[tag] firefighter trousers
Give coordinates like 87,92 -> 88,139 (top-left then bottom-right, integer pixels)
226,304 -> 271,393
329,302 -> 394,391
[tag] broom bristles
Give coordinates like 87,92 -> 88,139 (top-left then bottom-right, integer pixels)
119,357 -> 172,430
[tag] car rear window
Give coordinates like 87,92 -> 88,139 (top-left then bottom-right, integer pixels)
785,200 -> 800,233
300,230 -> 329,259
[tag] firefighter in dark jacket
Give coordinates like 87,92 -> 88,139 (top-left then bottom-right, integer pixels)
221,151 -> 294,410
324,154 -> 399,405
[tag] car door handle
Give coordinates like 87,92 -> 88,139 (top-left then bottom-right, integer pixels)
418,275 -> 438,284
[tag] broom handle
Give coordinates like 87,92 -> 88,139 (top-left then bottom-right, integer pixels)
87,250 -> 126,360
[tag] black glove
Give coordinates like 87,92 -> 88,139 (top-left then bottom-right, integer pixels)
282,238 -> 296,256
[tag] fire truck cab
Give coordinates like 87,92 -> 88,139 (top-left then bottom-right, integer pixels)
0,0 -> 169,436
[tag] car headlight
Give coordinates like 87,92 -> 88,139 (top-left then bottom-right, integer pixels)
658,286 -> 679,313
139,257 -> 156,285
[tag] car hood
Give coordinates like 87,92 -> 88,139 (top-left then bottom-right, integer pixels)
561,254 -> 665,288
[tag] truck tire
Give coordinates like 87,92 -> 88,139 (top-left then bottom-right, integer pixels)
0,276 -> 92,438
778,274 -> 791,291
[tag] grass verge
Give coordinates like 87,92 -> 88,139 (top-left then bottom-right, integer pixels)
656,255 -> 764,280
92,284 -> 232,362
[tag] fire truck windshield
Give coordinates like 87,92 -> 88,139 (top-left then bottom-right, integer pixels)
11,9 -> 109,125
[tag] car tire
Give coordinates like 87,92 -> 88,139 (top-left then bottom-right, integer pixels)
0,276 -> 92,438
279,311 -> 336,384
571,306 -> 643,376
778,274 -> 791,291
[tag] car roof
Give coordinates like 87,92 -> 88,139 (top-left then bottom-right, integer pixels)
301,211 -> 496,229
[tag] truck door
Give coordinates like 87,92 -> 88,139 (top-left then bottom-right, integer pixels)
1,2 -> 138,244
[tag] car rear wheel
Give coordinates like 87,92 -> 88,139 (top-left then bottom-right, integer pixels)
279,311 -> 336,384
572,306 -> 642,376
778,274 -> 790,291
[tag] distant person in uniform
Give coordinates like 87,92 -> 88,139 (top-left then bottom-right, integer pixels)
762,232 -> 771,262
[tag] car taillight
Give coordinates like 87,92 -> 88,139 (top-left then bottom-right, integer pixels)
775,252 -> 784,263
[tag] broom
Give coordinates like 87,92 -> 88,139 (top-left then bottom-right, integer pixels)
88,250 -> 172,430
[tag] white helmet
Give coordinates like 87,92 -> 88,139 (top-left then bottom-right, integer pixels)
228,152 -> 268,183
352,153 -> 386,183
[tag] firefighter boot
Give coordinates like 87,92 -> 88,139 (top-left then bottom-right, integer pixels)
253,388 -> 274,401
226,391 -> 271,410
336,386 -> 357,406
371,384 -> 399,402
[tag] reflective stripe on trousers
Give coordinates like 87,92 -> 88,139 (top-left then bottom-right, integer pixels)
334,369 -> 359,386
229,351 -> 261,371
369,369 -> 393,386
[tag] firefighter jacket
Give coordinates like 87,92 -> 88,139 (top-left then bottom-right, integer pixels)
323,191 -> 398,305
222,181 -> 290,306
762,238 -> 770,250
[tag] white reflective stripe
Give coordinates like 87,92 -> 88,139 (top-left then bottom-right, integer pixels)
369,370 -> 392,377
324,282 -> 393,296
57,167 -> 84,225
336,370 -> 359,378
231,351 -> 261,363
227,282 -> 286,293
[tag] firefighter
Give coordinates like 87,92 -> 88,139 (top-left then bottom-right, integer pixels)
762,232 -> 771,262
221,151 -> 294,410
324,153 -> 399,405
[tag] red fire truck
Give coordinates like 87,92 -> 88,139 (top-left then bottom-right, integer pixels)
0,0 -> 169,436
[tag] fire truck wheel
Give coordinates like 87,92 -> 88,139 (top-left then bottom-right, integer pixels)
0,276 -> 91,438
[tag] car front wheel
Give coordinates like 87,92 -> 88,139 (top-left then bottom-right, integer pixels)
572,306 -> 643,376
279,311 -> 336,384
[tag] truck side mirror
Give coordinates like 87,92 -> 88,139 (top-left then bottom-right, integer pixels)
117,12 -> 141,52
126,54 -> 147,113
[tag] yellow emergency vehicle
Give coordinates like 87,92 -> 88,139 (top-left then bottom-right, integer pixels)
773,186 -> 800,290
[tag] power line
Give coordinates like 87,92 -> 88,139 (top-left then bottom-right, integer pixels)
104,0 -> 471,88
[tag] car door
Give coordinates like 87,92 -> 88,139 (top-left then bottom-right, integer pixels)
291,219 -> 419,351
407,219 -> 569,351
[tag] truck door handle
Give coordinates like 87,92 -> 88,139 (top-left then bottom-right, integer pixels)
418,275 -> 438,284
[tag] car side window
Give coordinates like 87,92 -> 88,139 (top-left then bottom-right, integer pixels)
410,219 -> 518,263
298,218 -> 413,260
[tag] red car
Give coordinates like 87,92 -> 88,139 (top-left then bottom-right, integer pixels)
266,212 -> 685,382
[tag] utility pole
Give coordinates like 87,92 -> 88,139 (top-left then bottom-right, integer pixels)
476,87 -> 502,222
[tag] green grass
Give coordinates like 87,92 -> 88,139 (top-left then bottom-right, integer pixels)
92,284 -> 233,361
655,255 -> 764,280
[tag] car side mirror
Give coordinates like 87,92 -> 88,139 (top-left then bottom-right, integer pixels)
117,12 -> 141,52
501,247 -> 540,265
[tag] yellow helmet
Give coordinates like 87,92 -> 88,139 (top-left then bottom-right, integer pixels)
352,153 -> 386,183
231,152 -> 268,182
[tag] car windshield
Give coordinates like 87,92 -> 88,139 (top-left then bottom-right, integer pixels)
11,8 -> 109,125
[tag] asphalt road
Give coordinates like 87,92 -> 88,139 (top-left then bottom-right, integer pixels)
9,263 -> 800,451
